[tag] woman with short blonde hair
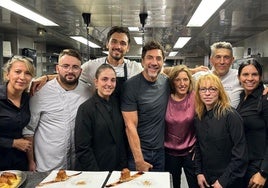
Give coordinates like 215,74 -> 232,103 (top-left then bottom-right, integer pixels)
0,55 -> 35,170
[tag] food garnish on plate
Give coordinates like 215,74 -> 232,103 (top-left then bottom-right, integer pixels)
37,169 -> 82,187
105,168 -> 144,187
0,172 -> 21,188
142,180 -> 152,186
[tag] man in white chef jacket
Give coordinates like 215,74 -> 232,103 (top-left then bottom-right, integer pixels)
23,49 -> 91,172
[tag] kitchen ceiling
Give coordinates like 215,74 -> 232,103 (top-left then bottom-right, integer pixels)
0,0 -> 268,60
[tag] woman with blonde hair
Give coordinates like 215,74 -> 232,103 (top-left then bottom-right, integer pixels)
194,74 -> 248,188
164,65 -> 198,188
0,55 -> 35,170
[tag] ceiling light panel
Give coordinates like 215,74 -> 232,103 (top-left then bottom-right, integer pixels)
0,0 -> 58,26
187,0 -> 226,27
174,37 -> 191,48
70,36 -> 101,48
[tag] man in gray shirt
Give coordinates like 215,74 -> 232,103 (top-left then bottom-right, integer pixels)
121,40 -> 170,172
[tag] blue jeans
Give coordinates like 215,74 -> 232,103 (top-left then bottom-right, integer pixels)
128,148 -> 165,172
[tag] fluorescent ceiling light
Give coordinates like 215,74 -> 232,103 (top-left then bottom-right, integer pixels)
0,0 -> 58,26
134,37 -> 143,45
174,37 -> 191,48
128,27 -> 140,31
169,51 -> 178,57
70,36 -> 101,48
187,0 -> 226,27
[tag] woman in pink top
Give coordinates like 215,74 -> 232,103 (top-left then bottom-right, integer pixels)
164,65 -> 198,188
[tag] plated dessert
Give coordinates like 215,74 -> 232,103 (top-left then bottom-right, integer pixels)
105,168 -> 171,188
105,168 -> 144,187
0,171 -> 22,188
36,170 -> 109,188
37,170 -> 82,187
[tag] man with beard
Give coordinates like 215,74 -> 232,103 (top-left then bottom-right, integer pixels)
79,26 -> 143,98
121,41 -> 170,172
23,49 -> 91,172
31,26 -> 143,98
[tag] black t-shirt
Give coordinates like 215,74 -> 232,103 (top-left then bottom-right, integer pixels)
121,73 -> 170,150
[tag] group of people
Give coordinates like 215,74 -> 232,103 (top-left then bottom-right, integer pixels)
1,26 -> 268,188
163,42 -> 268,188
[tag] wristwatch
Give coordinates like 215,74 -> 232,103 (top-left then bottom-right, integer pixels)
260,170 -> 268,178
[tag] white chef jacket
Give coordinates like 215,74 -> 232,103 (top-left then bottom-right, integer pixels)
80,57 -> 143,86
23,79 -> 91,172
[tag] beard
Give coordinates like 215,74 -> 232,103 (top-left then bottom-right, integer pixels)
148,71 -> 159,79
110,49 -> 124,61
147,68 -> 161,80
142,69 -> 161,82
58,74 -> 79,86
111,55 -> 122,61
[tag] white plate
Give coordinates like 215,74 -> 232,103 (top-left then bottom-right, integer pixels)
105,171 -> 171,188
0,170 -> 27,188
36,170 -> 109,188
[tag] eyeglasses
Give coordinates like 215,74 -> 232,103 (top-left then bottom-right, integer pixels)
9,55 -> 34,64
58,64 -> 81,72
199,87 -> 218,93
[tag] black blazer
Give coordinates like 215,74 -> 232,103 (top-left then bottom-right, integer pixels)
75,93 -> 127,171
237,84 -> 268,176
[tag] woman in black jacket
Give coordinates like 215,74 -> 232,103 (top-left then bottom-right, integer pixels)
194,73 -> 248,188
236,59 -> 268,188
0,56 -> 35,170
75,64 -> 127,171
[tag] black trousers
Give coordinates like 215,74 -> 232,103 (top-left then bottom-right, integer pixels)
165,151 -> 199,188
